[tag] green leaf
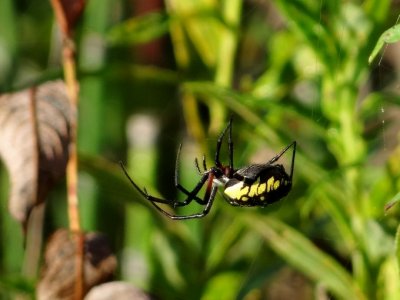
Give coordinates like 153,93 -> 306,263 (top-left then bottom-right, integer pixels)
168,2 -> 224,68
107,11 -> 170,45
369,24 -> 400,63
240,214 -> 366,300
201,272 -> 243,300
274,0 -> 338,73
384,191 -> 400,212
377,255 -> 400,300
395,223 -> 400,279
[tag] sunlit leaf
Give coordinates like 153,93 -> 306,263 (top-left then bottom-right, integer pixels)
0,81 -> 71,228
377,255 -> 400,300
395,223 -> 400,283
168,1 -> 223,68
369,24 -> 400,63
201,272 -> 243,300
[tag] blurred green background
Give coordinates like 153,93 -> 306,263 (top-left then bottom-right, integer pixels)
1,0 -> 400,299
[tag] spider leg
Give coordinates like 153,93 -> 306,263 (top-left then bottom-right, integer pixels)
202,154 -> 208,171
120,160 -> 209,207
289,141 -> 296,180
173,172 -> 210,207
267,141 -> 296,166
122,159 -> 219,220
267,141 -> 296,182
120,161 -> 172,204
149,177 -> 218,220
215,118 -> 233,168
194,158 -> 202,174
174,144 -> 206,204
227,117 -> 234,176
194,154 -> 207,173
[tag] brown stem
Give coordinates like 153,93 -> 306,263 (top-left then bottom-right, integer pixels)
63,39 -> 84,300
50,0 -> 84,298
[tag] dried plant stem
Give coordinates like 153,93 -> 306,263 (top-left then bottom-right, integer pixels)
50,0 -> 89,296
29,87 -> 39,233
63,41 -> 84,300
63,43 -> 80,232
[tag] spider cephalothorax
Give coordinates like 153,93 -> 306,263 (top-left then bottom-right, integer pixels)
121,119 -> 296,220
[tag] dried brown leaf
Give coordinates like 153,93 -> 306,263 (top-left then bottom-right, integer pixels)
37,229 -> 117,300
0,80 -> 71,227
84,282 -> 153,300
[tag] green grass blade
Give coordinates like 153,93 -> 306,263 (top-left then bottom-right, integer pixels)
274,0 -> 338,72
240,214 -> 366,300
395,223 -> 400,284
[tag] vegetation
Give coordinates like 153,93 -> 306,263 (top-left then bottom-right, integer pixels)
1,0 -> 400,299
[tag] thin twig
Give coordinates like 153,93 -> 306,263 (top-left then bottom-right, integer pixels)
50,0 -> 84,298
63,37 -> 84,300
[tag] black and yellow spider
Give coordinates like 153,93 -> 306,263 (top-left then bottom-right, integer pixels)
120,119 -> 296,220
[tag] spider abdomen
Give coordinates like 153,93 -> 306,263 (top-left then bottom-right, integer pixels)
223,165 -> 291,206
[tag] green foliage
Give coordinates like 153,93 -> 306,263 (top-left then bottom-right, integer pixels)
1,0 -> 400,299
369,23 -> 400,63
108,11 -> 170,45
240,214 -> 366,299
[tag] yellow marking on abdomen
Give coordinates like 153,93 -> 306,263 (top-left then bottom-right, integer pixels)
267,177 -> 275,192
257,183 -> 266,194
273,180 -> 280,190
224,182 -> 249,200
248,184 -> 259,197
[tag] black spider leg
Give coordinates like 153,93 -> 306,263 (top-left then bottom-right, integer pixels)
194,154 -> 207,174
268,141 -> 297,180
120,160 -> 208,206
202,155 -> 208,171
149,172 -> 219,220
227,117 -> 234,176
173,144 -> 208,207
215,118 -> 234,173
179,118 -> 233,203
120,161 -> 172,204
289,141 -> 296,180
194,158 -> 202,174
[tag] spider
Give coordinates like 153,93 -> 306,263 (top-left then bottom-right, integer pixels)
120,119 -> 296,220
